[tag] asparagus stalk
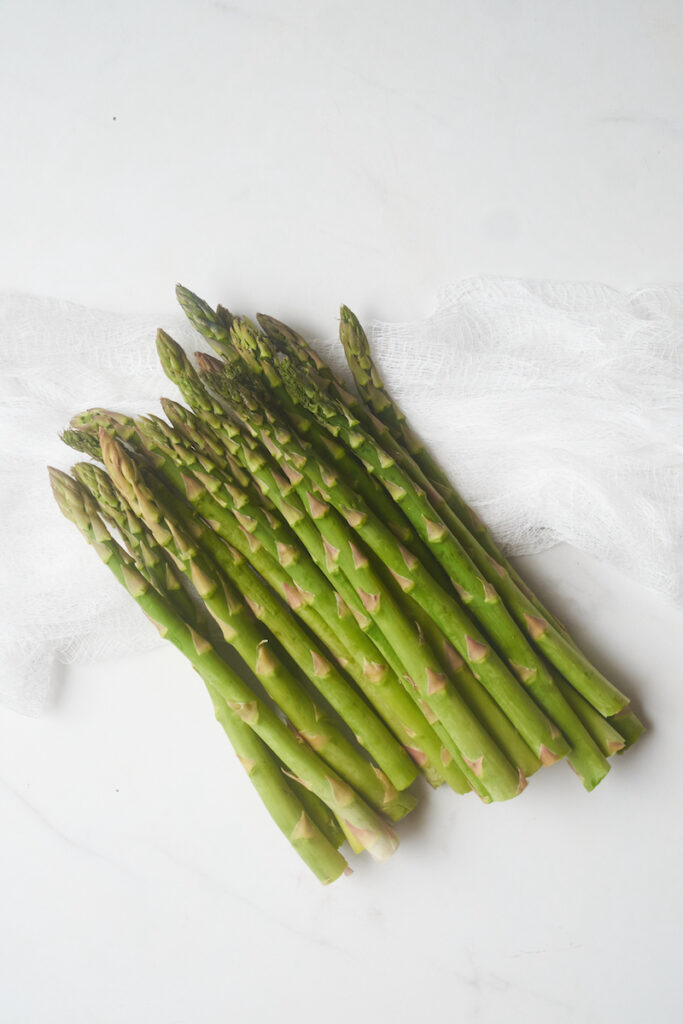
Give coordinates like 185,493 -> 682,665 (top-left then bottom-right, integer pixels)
337,307 -> 633,705
69,406 -> 473,796
220,383 -> 567,763
401,594 -> 543,779
79,402 -> 512,797
553,677 -> 625,757
166,411 -> 481,799
100,431 -> 417,817
72,412 -> 425,795
199,347 -> 451,590
257,311 -> 626,782
133,391 -> 495,798
175,288 -> 430,556
141,332 -> 473,793
135,409 -> 454,790
207,684 -> 350,870
610,707 -> 646,752
285,360 -> 627,715
283,406 -> 619,786
186,362 -> 548,769
277,768 -> 346,850
205,321 -> 423,553
48,468 -> 354,879
72,460 -> 348,850
216,411 -> 528,801
338,304 -> 575,636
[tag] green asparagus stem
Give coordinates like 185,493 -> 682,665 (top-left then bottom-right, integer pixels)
337,306 -> 631,711
90,360 -> 511,798
217,412 -> 528,801
194,417 -> 480,799
72,460 -> 349,851
174,289 -> 436,563
554,677 -> 625,757
403,595 -> 542,779
199,324 -> 426,555
142,331 -> 473,794
338,304 -> 575,639
264,312 -> 620,785
72,412 -> 423,795
222,383 -> 567,765
136,409 -> 453,790
189,358 -> 528,775
48,468 -> 355,878
69,406 -> 471,796
278,769 -> 346,850
610,707 -> 646,753
136,398 -> 487,798
100,431 -> 417,818
207,685 -> 350,870
286,358 -> 627,716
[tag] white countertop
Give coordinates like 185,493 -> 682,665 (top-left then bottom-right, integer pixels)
1,2 -> 682,1021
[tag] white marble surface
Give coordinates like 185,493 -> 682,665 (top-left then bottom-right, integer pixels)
2,2 -> 682,1021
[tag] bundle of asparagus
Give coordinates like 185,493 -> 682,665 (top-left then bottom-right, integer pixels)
50,285 -> 645,884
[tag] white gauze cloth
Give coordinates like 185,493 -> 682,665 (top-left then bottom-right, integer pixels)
2,278 -> 682,716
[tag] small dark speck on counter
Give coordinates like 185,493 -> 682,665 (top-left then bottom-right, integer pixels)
112,116 -> 117,121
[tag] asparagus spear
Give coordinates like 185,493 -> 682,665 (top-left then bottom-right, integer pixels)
123,376 -> 499,798
400,593 -> 543,779
259,304 -> 626,744
68,407 -> 474,796
141,332 -> 473,793
259,310 -> 635,769
610,707 -> 646,752
71,460 -> 349,850
93,360 -> 518,798
100,430 -> 417,817
215,381 -> 567,761
553,678 -> 625,757
48,468 -> 354,879
187,358 -> 538,775
214,409 -> 528,801
135,409 -> 456,790
112,330 -> 608,788
199,347 -> 451,590
281,403 -> 621,786
162,408 -> 483,798
338,305 -> 576,634
69,413 -> 425,795
175,288 -> 434,557
180,339 -> 561,770
285,359 -> 627,715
